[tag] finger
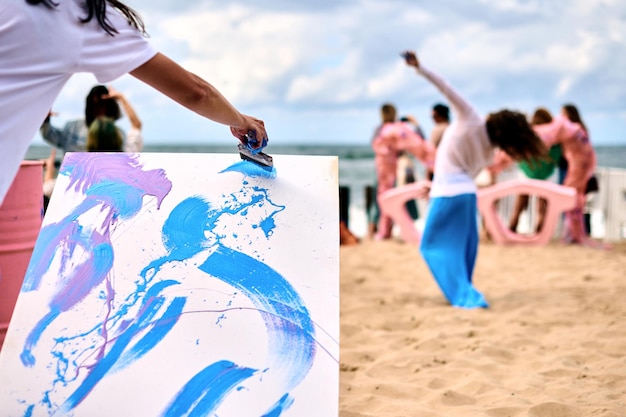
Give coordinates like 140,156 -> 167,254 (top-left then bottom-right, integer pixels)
230,127 -> 250,146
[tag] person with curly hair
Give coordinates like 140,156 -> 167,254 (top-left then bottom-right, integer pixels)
0,0 -> 267,205
508,108 -> 563,233
401,50 -> 547,308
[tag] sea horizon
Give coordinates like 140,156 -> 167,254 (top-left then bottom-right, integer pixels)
25,142 -> 626,169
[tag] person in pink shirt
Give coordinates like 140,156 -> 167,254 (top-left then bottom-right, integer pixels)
532,111 -> 599,246
372,103 -> 435,240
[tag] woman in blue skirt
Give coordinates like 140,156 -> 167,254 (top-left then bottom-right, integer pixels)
401,51 -> 548,308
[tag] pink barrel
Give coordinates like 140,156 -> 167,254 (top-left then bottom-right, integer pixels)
0,161 -> 44,348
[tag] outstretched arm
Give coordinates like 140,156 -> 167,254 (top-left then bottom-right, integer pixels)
401,50 -> 474,119
40,112 -> 69,150
105,86 -> 142,130
400,124 -> 435,169
130,53 -> 267,148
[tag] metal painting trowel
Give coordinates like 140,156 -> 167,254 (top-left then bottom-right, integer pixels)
238,131 -> 273,170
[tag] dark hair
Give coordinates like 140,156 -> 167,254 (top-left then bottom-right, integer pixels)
87,117 -> 123,151
26,0 -> 145,36
530,107 -> 553,125
432,103 -> 450,122
85,85 -> 121,126
562,103 -> 587,133
380,103 -> 397,123
486,110 -> 548,163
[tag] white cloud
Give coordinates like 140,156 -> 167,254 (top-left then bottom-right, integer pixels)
40,0 -> 626,145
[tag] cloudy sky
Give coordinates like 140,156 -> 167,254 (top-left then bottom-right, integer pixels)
38,0 -> 626,147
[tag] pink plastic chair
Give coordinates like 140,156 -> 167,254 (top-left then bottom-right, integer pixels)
477,179 -> 576,246
378,180 -> 431,244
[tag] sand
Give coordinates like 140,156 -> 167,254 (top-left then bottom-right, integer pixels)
339,239 -> 626,417
1,234 -> 624,416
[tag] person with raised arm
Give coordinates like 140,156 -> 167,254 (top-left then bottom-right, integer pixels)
401,50 -> 547,308
40,85 -> 144,152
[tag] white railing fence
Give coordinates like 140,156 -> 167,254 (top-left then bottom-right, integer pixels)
594,167 -> 626,241
342,167 -> 626,243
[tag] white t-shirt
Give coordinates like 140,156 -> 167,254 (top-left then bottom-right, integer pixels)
417,66 -> 495,198
0,0 -> 157,204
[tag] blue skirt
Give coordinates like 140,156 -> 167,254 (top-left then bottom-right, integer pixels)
419,194 -> 488,308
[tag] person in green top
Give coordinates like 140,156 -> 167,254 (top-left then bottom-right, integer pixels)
509,108 -> 562,232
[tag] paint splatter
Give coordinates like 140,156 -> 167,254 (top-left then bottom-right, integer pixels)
14,155 -> 327,416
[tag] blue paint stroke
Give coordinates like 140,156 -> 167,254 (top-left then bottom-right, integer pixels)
161,361 -> 256,417
199,246 -> 317,391
221,160 -> 277,179
262,393 -> 295,417
142,190 -> 315,414
112,280 -> 186,371
143,188 -> 285,280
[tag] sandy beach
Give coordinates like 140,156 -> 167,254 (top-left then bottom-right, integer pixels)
339,239 -> 626,416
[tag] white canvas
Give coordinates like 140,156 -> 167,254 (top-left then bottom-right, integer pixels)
0,152 -> 339,417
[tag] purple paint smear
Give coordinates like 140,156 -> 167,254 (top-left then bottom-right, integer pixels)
15,155 -> 334,417
18,153 -> 172,414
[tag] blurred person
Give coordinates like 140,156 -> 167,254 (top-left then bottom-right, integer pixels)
400,114 -> 427,139
365,184 -> 379,239
429,103 -> 450,149
402,50 -> 548,308
396,150 -> 420,221
398,114 -> 427,221
106,86 -> 143,152
0,0 -> 267,205
508,108 -> 563,233
371,103 -> 434,240
532,105 -> 602,247
426,103 -> 450,180
86,117 -> 124,152
40,85 -> 143,152
561,103 -> 598,236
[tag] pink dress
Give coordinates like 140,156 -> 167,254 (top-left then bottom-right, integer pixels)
533,115 -> 596,205
533,115 -> 596,243
372,121 -> 434,239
